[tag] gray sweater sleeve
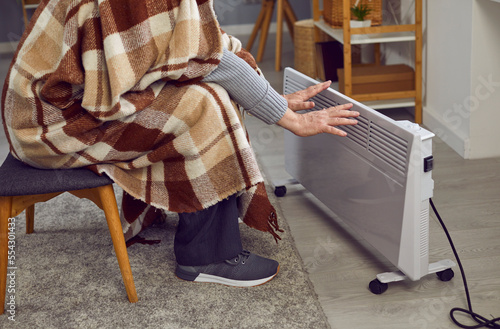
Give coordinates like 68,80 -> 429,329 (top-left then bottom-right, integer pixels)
202,48 -> 288,125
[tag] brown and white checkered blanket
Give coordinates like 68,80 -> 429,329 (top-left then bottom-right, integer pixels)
1,0 -> 281,241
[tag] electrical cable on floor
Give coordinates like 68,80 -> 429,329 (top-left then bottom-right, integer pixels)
430,198 -> 500,329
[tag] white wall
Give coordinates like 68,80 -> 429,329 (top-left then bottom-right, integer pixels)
468,0 -> 500,158
424,0 -> 500,159
380,0 -> 500,159
423,0 -> 473,155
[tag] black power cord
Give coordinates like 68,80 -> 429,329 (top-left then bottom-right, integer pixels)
430,198 -> 500,329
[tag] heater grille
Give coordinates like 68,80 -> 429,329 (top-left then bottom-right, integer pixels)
420,206 -> 430,258
342,116 -> 369,149
284,78 -> 409,175
341,120 -> 409,175
368,123 -> 408,175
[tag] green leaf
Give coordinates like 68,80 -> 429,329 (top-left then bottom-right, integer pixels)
350,2 -> 372,21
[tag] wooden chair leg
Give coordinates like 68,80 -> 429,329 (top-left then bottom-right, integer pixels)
257,0 -> 275,62
275,0 -> 284,71
96,185 -> 138,303
0,196 -> 13,314
26,204 -> 34,234
284,0 -> 297,40
246,1 -> 268,52
283,13 -> 295,42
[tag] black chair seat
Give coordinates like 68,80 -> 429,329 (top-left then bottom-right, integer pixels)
0,154 -> 138,310
0,153 -> 114,196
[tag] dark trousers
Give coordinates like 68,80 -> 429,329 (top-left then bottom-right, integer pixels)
174,194 -> 243,266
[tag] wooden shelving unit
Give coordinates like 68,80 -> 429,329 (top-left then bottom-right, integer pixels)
311,0 -> 423,123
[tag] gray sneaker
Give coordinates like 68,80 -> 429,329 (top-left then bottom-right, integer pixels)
175,250 -> 279,287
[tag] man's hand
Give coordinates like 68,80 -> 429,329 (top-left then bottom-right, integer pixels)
276,103 -> 359,137
283,80 -> 332,112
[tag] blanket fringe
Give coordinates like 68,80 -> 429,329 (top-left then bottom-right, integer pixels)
241,183 -> 284,243
267,210 -> 284,243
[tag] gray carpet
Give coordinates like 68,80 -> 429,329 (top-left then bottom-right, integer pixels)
0,186 -> 330,328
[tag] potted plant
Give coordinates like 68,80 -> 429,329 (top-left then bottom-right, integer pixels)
350,1 -> 372,28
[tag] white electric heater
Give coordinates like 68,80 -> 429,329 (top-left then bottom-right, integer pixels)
282,68 -> 455,293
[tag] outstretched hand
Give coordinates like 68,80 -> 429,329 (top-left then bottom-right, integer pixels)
283,80 -> 332,112
277,103 -> 359,137
278,81 -> 360,137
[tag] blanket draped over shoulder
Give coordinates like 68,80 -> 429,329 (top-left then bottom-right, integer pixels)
1,0 -> 281,241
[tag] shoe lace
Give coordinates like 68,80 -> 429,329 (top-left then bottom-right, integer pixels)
226,250 -> 251,265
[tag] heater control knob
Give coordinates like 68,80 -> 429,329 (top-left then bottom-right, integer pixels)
409,122 -> 421,131
398,120 -> 421,132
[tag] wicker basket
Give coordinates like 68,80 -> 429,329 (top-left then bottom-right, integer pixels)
323,0 -> 383,27
294,19 -> 318,78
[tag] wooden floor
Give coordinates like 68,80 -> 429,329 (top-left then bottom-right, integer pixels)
240,32 -> 500,329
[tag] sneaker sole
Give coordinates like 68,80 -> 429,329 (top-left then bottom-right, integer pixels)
176,265 -> 280,287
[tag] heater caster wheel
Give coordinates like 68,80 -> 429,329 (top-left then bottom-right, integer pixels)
274,185 -> 287,197
369,279 -> 388,295
436,268 -> 454,282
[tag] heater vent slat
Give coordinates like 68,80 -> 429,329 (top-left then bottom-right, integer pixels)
368,123 -> 408,174
315,93 -> 341,110
284,78 -> 409,175
369,145 -> 407,174
339,116 -> 409,174
369,134 -> 407,171
420,207 -> 430,258
343,126 -> 367,148
342,117 -> 369,148
370,128 -> 408,160
370,123 -> 408,150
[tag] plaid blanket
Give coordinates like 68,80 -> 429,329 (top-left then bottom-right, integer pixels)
2,0 -> 281,241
